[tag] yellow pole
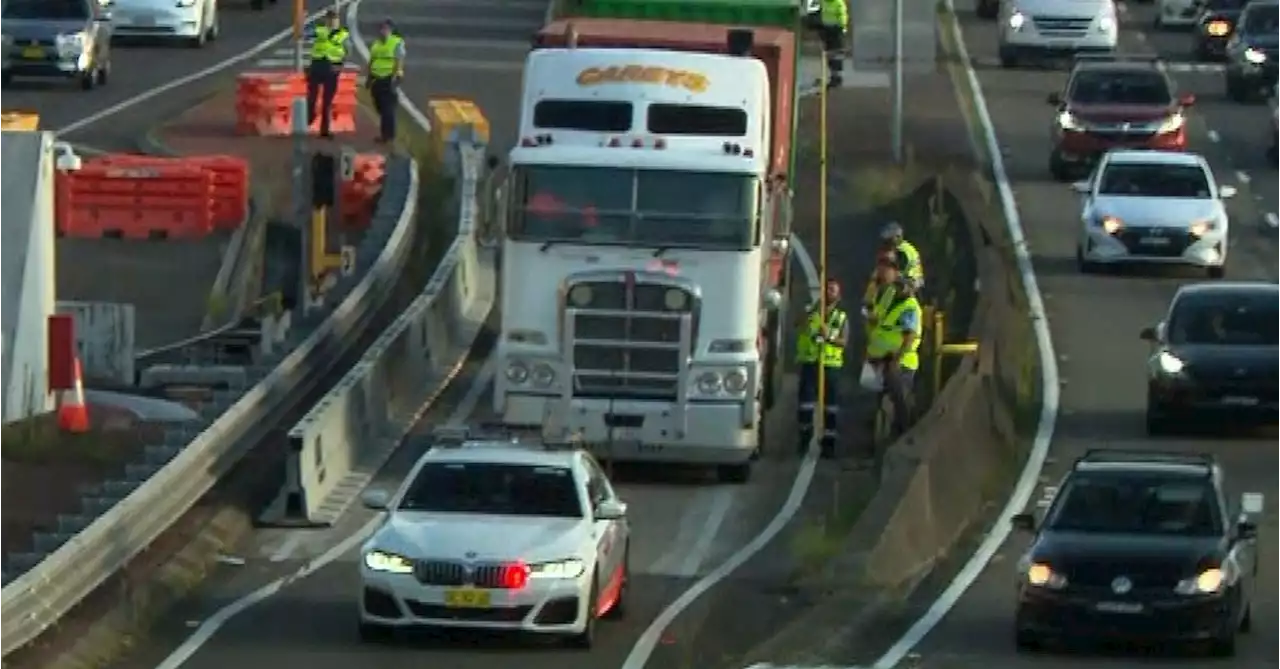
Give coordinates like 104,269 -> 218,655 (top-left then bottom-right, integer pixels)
311,206 -> 328,283
932,308 -> 945,398
815,57 -> 830,455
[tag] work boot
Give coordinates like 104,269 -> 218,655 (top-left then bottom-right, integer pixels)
827,75 -> 843,89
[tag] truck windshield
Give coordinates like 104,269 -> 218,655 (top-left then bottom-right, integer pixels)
511,166 -> 756,250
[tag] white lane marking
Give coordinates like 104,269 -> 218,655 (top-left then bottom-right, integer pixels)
676,489 -> 737,578
268,533 -> 302,563
1208,129 -> 1221,143
647,491 -> 718,576
57,1 -> 353,136
1266,212 -> 1279,229
1236,170 -> 1251,185
866,1 -> 1061,668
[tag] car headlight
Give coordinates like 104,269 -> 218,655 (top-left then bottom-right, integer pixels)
1158,351 -> 1185,374
1097,215 -> 1123,234
1206,19 -> 1231,36
364,550 -> 414,574
529,558 -> 586,579
531,362 -> 556,388
505,360 -> 530,384
1175,567 -> 1227,595
55,32 -> 86,54
695,371 -> 722,395
1245,47 -> 1268,64
1188,219 -> 1217,237
1097,15 -> 1115,32
1155,113 -> 1185,133
1025,563 -> 1068,589
1057,110 -> 1082,131
1008,9 -> 1026,29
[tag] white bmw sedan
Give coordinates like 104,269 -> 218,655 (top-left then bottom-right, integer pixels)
1074,149 -> 1235,277
357,436 -> 630,648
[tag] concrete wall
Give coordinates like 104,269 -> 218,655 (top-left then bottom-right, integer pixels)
2,131 -> 57,423
57,301 -> 137,386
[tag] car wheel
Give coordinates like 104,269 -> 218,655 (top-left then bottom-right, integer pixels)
357,621 -> 393,643
1014,627 -> 1043,652
1207,264 -> 1225,279
208,8 -> 220,41
1075,245 -> 1099,274
189,24 -> 207,48
999,48 -> 1018,69
603,546 -> 629,620
1145,402 -> 1172,436
717,462 -> 752,484
566,574 -> 599,649
1049,151 -> 1073,182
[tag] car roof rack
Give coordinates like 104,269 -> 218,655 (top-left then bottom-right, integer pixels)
1075,449 -> 1216,469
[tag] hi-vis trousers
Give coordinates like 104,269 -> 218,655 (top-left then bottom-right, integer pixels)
797,362 -> 842,452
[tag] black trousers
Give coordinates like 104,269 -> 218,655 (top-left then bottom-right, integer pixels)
369,76 -> 397,141
818,25 -> 845,82
305,59 -> 340,136
872,359 -> 916,436
797,362 -> 842,453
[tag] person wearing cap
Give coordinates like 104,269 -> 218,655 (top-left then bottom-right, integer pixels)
366,19 -> 406,144
795,277 -> 849,458
863,248 -> 905,331
864,270 -> 922,437
879,221 -> 924,290
306,10 -> 350,138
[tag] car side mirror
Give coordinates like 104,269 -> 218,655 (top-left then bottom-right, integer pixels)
1070,180 -> 1091,194
594,499 -> 627,520
1178,93 -> 1196,107
1046,92 -> 1062,106
361,488 -> 390,510
1139,325 -> 1158,341
1236,519 -> 1258,540
1218,185 -> 1237,199
1011,512 -> 1036,532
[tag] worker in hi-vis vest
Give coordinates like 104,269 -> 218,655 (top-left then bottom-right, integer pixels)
795,278 -> 849,458
366,19 -> 405,144
306,10 -> 350,138
817,0 -> 848,88
864,269 -> 922,437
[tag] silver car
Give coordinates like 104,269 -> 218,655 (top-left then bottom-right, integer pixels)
1074,149 -> 1234,277
1,0 -> 112,89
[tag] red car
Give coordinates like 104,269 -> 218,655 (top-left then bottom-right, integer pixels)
1047,56 -> 1195,181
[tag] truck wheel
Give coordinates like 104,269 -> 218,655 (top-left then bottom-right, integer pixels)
717,462 -> 752,484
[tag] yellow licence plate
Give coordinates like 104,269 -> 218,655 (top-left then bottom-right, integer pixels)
21,46 -> 43,59
443,588 -> 490,608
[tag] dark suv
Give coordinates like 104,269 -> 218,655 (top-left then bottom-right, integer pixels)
1,0 -> 112,90
1224,0 -> 1279,101
1047,56 -> 1194,180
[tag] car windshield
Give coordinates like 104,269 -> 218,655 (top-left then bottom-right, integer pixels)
2,0 -> 88,19
1069,71 -> 1172,105
1098,163 -> 1212,198
1241,4 -> 1279,33
397,462 -> 583,518
1168,292 -> 1280,345
1047,473 -> 1223,536
510,166 -> 757,250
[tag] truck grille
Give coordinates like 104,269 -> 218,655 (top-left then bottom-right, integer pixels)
566,278 -> 696,401
1030,15 -> 1093,37
413,560 -> 507,588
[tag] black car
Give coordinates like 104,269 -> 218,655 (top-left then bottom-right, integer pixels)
1224,0 -> 1279,101
1194,0 -> 1250,61
1142,282 -> 1278,434
1012,449 -> 1261,656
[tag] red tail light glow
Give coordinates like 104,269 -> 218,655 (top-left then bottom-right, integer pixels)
500,561 -> 530,589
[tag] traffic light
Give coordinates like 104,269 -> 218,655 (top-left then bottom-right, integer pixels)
310,152 -> 337,207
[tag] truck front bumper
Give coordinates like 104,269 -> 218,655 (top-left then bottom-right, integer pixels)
502,394 -> 757,464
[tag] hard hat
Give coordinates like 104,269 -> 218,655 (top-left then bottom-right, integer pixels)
880,221 -> 904,241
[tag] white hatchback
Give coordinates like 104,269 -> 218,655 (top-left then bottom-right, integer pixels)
106,0 -> 217,47
1074,149 -> 1234,277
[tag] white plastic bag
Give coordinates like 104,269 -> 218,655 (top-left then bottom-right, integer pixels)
859,361 -> 884,392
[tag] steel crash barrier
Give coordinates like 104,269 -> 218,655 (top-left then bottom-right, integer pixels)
260,109 -> 495,527
0,147 -> 423,657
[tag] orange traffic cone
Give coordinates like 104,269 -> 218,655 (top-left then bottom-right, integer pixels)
57,357 -> 90,434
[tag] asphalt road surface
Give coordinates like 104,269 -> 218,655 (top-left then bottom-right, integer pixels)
899,3 -> 1280,668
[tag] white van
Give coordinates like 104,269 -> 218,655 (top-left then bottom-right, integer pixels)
998,0 -> 1119,68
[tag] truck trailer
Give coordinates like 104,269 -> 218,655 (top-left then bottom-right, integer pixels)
493,0 -> 802,483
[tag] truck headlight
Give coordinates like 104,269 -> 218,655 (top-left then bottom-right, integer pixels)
1155,113 -> 1185,133
506,361 -> 530,384
1175,567 -> 1226,595
693,368 -> 750,397
1158,351 -> 1185,374
1245,47 -> 1268,64
531,363 -> 556,388
1097,15 -> 1115,32
663,288 -> 688,311
364,550 -> 414,574
695,371 -> 722,395
529,558 -> 586,579
1008,9 -> 1026,29
723,369 -> 749,394
568,284 -> 593,307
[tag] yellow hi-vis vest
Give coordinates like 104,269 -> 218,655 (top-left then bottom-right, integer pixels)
368,34 -> 403,78
866,297 -> 922,371
898,240 -> 924,284
796,307 -> 847,368
311,26 -> 349,63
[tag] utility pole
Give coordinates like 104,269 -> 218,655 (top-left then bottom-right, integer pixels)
891,0 -> 904,163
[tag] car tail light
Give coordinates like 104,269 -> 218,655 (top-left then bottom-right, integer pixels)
500,561 -> 530,589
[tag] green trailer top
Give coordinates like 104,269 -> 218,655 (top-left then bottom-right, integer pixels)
560,0 -> 802,29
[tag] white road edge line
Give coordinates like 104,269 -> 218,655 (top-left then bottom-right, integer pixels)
647,491 -> 718,576
675,488 -> 737,578
867,2 -> 1062,668
57,1 -> 354,136
268,533 -> 302,563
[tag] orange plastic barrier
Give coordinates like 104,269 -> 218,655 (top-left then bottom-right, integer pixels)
340,153 -> 385,229
235,70 -> 358,137
56,164 -> 214,239
89,154 -> 250,230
